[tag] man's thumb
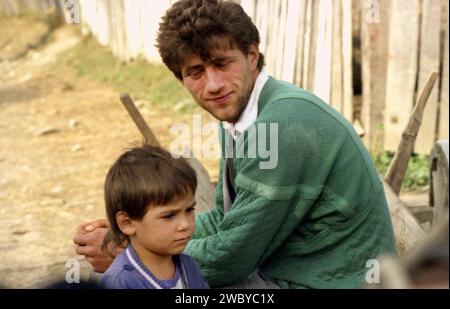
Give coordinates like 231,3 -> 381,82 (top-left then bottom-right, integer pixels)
84,225 -> 95,232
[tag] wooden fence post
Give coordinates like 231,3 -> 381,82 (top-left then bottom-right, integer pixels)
415,0 -> 442,154
361,0 -> 390,153
384,0 -> 420,152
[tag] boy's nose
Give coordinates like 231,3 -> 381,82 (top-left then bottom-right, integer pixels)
177,216 -> 191,231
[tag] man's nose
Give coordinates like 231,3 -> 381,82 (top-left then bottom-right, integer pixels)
205,68 -> 225,94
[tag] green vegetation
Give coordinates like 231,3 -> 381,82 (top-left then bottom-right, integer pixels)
372,151 -> 430,191
60,35 -> 195,113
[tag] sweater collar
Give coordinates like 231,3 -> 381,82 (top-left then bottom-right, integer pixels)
125,244 -> 188,289
257,75 -> 280,114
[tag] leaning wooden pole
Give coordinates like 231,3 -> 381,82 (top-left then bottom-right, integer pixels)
119,93 -> 216,213
120,93 -> 160,146
384,72 -> 439,194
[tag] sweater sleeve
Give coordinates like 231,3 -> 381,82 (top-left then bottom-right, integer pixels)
185,187 -> 314,287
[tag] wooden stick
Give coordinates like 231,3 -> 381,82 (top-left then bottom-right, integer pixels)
120,93 -> 160,146
384,71 -> 439,194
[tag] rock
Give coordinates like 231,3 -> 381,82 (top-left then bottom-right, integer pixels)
50,185 -> 63,194
19,74 -> 32,82
70,144 -> 82,152
68,119 -> 79,128
135,100 -> 149,108
35,127 -> 59,136
12,230 -> 28,236
141,106 -> 151,115
62,83 -> 74,92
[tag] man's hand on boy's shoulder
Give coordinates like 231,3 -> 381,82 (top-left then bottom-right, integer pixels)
73,218 -> 118,273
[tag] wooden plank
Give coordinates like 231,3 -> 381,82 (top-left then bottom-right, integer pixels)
384,0 -> 420,152
239,0 -> 254,19
281,0 -> 301,83
313,0 -> 333,103
331,0 -> 343,113
439,0 -> 449,140
0,0 -> 19,15
275,0 -> 287,79
293,0 -> 307,87
254,0 -> 269,59
361,0 -> 390,153
341,0 -> 353,122
141,0 -> 170,62
383,181 -> 425,256
302,0 -> 313,89
265,0 -> 278,76
305,0 -> 319,91
415,0 -> 442,154
123,0 -> 142,59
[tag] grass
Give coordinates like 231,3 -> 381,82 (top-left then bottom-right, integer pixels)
372,151 -> 430,191
0,12 -> 59,60
60,35 -> 195,113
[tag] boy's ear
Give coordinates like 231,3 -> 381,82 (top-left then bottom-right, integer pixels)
116,211 -> 136,236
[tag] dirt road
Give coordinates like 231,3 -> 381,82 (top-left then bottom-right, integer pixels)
0,23 -> 218,287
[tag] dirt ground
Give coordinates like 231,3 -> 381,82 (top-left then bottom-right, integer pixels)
0,20 -> 219,288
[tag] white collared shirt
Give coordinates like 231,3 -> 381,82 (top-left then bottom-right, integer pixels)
222,71 -> 269,140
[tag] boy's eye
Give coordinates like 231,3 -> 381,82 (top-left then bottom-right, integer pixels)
187,207 -> 196,213
163,213 -> 175,219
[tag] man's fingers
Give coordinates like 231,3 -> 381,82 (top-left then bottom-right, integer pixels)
75,244 -> 90,256
75,218 -> 109,236
74,226 -> 108,246
84,218 -> 109,231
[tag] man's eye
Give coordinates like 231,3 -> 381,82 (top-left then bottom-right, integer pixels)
188,70 -> 202,78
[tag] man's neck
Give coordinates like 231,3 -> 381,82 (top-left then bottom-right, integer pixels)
223,70 -> 268,138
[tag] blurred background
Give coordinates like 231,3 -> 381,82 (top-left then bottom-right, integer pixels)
0,0 -> 448,288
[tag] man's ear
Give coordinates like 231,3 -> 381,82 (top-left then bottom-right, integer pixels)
116,211 -> 136,236
247,43 -> 260,71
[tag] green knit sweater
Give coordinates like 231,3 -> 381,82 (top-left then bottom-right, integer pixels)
185,77 -> 396,288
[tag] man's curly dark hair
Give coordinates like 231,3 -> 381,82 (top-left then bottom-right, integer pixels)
156,0 -> 265,80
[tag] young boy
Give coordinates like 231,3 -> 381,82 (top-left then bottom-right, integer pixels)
99,145 -> 208,289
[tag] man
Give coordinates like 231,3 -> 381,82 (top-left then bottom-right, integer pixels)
74,0 -> 396,288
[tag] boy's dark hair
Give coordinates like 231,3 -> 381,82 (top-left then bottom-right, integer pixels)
102,145 -> 197,256
156,0 -> 265,80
